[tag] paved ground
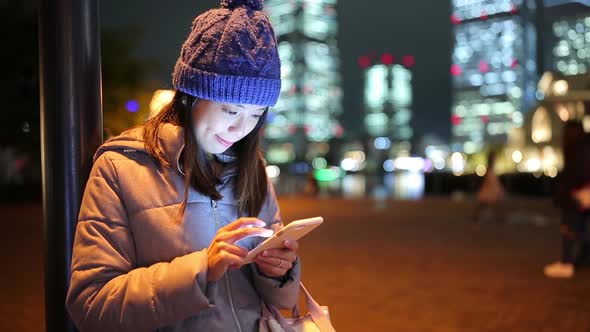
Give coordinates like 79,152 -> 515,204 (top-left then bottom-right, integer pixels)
2,196 -> 590,332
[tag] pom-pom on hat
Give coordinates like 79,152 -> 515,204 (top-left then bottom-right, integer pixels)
172,0 -> 281,107
221,0 -> 264,10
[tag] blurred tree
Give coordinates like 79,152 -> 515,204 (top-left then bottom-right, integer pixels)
0,2 -> 159,185
0,1 -> 41,184
101,26 -> 160,136
0,1 -> 39,150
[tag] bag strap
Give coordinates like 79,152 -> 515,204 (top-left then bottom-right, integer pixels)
298,282 -> 336,332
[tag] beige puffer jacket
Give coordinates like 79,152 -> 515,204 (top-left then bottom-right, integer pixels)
66,123 -> 300,332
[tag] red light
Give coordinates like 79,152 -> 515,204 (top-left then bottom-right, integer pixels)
511,58 -> 518,68
451,14 -> 461,25
359,56 -> 371,68
304,125 -> 311,134
15,158 -> 27,171
381,53 -> 394,65
451,64 -> 462,76
402,55 -> 415,68
480,10 -> 488,20
288,125 -> 296,134
451,114 -> 462,126
511,3 -> 518,13
480,115 -> 489,123
333,124 -> 344,137
478,61 -> 489,73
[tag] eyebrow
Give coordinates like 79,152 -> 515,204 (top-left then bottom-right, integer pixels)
234,104 -> 266,111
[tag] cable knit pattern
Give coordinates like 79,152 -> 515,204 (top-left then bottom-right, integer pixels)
173,0 -> 280,106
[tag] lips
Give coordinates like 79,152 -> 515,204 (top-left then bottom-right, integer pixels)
215,135 -> 235,147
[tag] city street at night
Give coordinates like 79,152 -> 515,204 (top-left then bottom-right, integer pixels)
7,0 -> 590,331
3,197 -> 590,332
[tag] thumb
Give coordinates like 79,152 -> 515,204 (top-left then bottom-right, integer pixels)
283,239 -> 299,251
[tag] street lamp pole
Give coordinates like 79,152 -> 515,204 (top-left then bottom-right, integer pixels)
38,0 -> 103,331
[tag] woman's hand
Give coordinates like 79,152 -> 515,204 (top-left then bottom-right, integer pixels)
255,239 -> 299,278
207,218 -> 272,282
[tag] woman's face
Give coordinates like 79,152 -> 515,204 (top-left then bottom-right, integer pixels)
192,99 -> 266,154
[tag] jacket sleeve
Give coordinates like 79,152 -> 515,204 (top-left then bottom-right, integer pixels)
249,181 -> 301,309
66,153 -> 211,332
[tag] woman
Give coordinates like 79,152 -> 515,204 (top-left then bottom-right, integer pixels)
66,0 -> 301,330
545,121 -> 589,278
472,151 -> 506,223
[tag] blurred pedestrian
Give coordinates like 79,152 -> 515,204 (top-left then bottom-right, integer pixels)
66,1 -> 302,330
545,120 -> 590,278
472,150 -> 506,223
303,171 -> 319,196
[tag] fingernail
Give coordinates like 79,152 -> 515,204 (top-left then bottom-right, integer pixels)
263,251 -> 268,257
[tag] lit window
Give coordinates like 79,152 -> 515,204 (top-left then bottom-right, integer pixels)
531,107 -> 552,143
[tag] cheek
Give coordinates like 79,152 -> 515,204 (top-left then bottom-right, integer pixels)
244,119 -> 260,136
196,113 -> 226,136
194,123 -> 207,141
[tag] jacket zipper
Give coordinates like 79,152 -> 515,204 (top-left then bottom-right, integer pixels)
211,200 -> 243,332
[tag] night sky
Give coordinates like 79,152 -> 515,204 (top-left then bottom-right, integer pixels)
101,0 -> 453,141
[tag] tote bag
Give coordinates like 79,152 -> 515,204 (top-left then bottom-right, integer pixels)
259,283 -> 335,332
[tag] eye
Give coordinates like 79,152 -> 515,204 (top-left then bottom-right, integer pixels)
222,108 -> 238,116
252,113 -> 264,119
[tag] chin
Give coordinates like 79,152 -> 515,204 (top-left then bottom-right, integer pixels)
205,145 -> 229,155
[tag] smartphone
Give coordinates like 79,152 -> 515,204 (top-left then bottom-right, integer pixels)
244,216 -> 324,263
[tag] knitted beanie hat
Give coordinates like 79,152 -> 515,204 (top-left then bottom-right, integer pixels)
172,0 -> 281,107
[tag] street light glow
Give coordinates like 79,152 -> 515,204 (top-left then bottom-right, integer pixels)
265,165 -> 280,178
512,150 -> 523,163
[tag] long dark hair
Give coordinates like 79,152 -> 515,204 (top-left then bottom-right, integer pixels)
143,90 -> 268,223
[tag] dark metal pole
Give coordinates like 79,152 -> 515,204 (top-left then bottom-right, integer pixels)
38,0 -> 103,331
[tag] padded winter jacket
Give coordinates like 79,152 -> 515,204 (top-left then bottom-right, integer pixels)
66,123 -> 300,332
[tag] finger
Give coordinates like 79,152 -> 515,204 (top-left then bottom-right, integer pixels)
256,256 -> 293,270
217,251 -> 247,268
256,256 -> 281,266
217,227 -> 273,244
255,260 -> 288,277
216,242 -> 248,257
270,223 -> 283,232
283,239 -> 299,251
221,218 -> 266,232
261,248 -> 297,263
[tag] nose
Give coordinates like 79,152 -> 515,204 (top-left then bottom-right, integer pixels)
228,114 -> 249,138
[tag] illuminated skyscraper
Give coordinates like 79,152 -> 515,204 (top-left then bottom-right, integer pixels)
263,0 -> 342,164
547,3 -> 590,75
362,55 -> 414,158
450,0 -> 538,153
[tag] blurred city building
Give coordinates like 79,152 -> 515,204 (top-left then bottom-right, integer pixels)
495,0 -> 590,176
450,0 -> 539,153
506,71 -> 590,176
544,1 -> 590,75
360,54 -> 415,173
263,0 -> 343,166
